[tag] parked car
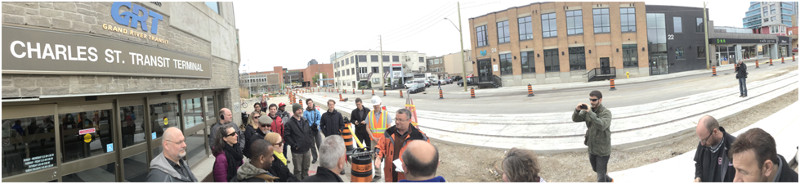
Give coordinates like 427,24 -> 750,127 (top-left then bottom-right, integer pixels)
404,80 -> 415,88
456,77 -> 476,87
408,80 -> 426,94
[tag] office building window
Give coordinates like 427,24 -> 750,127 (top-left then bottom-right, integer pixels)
673,17 -> 682,33
497,20 -> 510,43
419,57 -> 424,62
620,7 -> 636,32
392,56 -> 399,62
357,55 -> 367,62
382,55 -> 389,62
205,2 -> 220,14
371,55 -> 378,62
697,46 -> 706,58
542,13 -> 557,38
623,44 -> 638,68
518,16 -> 533,40
696,17 -> 704,32
477,25 -> 488,47
372,67 -> 379,73
499,53 -> 512,75
543,49 -> 560,72
566,10 -> 583,35
675,47 -> 684,60
521,51 -> 535,74
568,47 -> 586,71
593,8 -> 610,33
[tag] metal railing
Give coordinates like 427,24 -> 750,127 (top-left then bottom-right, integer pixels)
587,67 -> 616,82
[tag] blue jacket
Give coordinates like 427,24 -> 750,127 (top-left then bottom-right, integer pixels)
400,176 -> 446,182
303,107 -> 322,130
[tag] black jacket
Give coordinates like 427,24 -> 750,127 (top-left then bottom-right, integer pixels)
321,110 -> 346,137
775,154 -> 799,182
351,107 -> 370,136
269,155 -> 300,182
243,127 -> 268,158
694,127 -> 737,182
302,166 -> 343,182
284,116 -> 314,153
736,62 -> 748,79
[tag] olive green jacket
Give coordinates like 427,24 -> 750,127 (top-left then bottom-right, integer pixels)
572,103 -> 612,156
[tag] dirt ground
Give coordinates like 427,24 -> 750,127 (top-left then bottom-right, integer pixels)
262,85 -> 797,182
433,89 -> 797,182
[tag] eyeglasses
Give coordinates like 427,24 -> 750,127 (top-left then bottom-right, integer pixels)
253,116 -> 261,119
225,132 -> 237,137
273,141 -> 284,147
590,98 -> 599,102
260,124 -> 271,128
700,129 -> 714,145
165,139 -> 185,145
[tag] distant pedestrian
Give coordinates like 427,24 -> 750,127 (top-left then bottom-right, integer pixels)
693,115 -> 736,182
736,60 -> 748,97
730,128 -> 798,182
572,90 -> 613,182
501,148 -> 544,182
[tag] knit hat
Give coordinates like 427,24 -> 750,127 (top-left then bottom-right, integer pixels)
292,103 -> 302,112
264,132 -> 281,145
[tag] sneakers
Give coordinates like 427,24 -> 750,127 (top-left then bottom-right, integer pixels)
312,158 -> 317,164
340,170 -> 345,175
372,175 -> 381,181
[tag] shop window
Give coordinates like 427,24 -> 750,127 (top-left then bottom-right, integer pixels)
675,47 -> 685,60
59,109 -> 114,163
149,101 -> 179,141
569,47 -> 586,71
2,115 -> 57,177
120,105 -> 145,148
521,51 -> 535,74
623,44 -> 639,68
499,53 -> 512,75
544,49 -> 560,72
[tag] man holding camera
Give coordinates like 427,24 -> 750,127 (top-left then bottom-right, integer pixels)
572,90 -> 613,182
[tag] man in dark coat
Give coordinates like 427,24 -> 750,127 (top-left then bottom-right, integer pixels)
321,100 -> 345,137
735,60 -> 748,97
694,115 -> 737,182
351,98 -> 371,149
730,128 -> 798,182
283,103 -> 314,180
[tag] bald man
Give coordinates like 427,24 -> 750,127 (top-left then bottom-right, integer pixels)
147,127 -> 198,182
209,108 -> 245,152
399,140 -> 445,182
693,115 -> 737,182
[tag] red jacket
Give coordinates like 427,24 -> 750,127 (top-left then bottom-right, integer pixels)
269,114 -> 284,137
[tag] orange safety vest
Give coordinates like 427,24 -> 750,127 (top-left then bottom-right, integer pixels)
367,110 -> 390,139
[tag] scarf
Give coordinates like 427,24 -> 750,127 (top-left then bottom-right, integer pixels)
223,143 -> 244,181
273,151 -> 287,165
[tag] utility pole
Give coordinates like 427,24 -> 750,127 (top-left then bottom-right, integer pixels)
457,1 -> 467,92
379,35 -> 385,89
703,1 -> 710,69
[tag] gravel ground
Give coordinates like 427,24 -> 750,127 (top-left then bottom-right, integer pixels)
261,81 -> 797,182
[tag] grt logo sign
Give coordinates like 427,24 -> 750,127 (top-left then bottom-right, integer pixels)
110,2 -> 163,34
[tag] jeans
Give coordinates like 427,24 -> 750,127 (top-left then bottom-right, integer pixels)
590,154 -> 612,182
738,78 -> 747,96
292,150 -> 311,180
310,130 -> 322,160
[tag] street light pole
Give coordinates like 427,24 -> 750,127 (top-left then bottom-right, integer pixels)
445,2 -> 467,92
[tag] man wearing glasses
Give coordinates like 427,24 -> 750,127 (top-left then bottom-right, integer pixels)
147,127 -> 198,182
572,90 -> 613,182
693,115 -> 737,182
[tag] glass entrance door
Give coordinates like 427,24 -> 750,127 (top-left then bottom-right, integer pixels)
2,104 -> 59,182
477,59 -> 491,82
56,102 -> 118,182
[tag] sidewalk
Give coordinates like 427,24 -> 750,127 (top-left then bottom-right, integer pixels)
609,101 -> 800,182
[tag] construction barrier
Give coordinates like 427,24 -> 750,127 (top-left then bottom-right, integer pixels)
527,83 -> 534,97
439,89 -> 443,99
372,89 -> 375,95
782,57 -> 785,64
770,58 -> 773,66
339,93 -> 343,102
756,59 -> 759,68
712,66 -> 717,76
383,89 -> 386,96
399,90 -> 403,98
470,88 -> 475,98
609,79 -> 617,91
361,89 -> 364,95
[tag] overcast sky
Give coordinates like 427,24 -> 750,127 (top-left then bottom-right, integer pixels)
233,0 -> 752,72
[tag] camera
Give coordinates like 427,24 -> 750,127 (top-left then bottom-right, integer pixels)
580,104 -> 588,110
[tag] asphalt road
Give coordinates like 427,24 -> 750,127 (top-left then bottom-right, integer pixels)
320,62 -> 797,114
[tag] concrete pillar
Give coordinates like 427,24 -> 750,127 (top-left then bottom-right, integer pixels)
771,43 -> 779,59
735,44 -> 742,62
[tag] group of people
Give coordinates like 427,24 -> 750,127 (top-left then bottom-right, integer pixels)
142,89 -> 795,182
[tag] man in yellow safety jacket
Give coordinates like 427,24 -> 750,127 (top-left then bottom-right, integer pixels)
366,96 -> 392,181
